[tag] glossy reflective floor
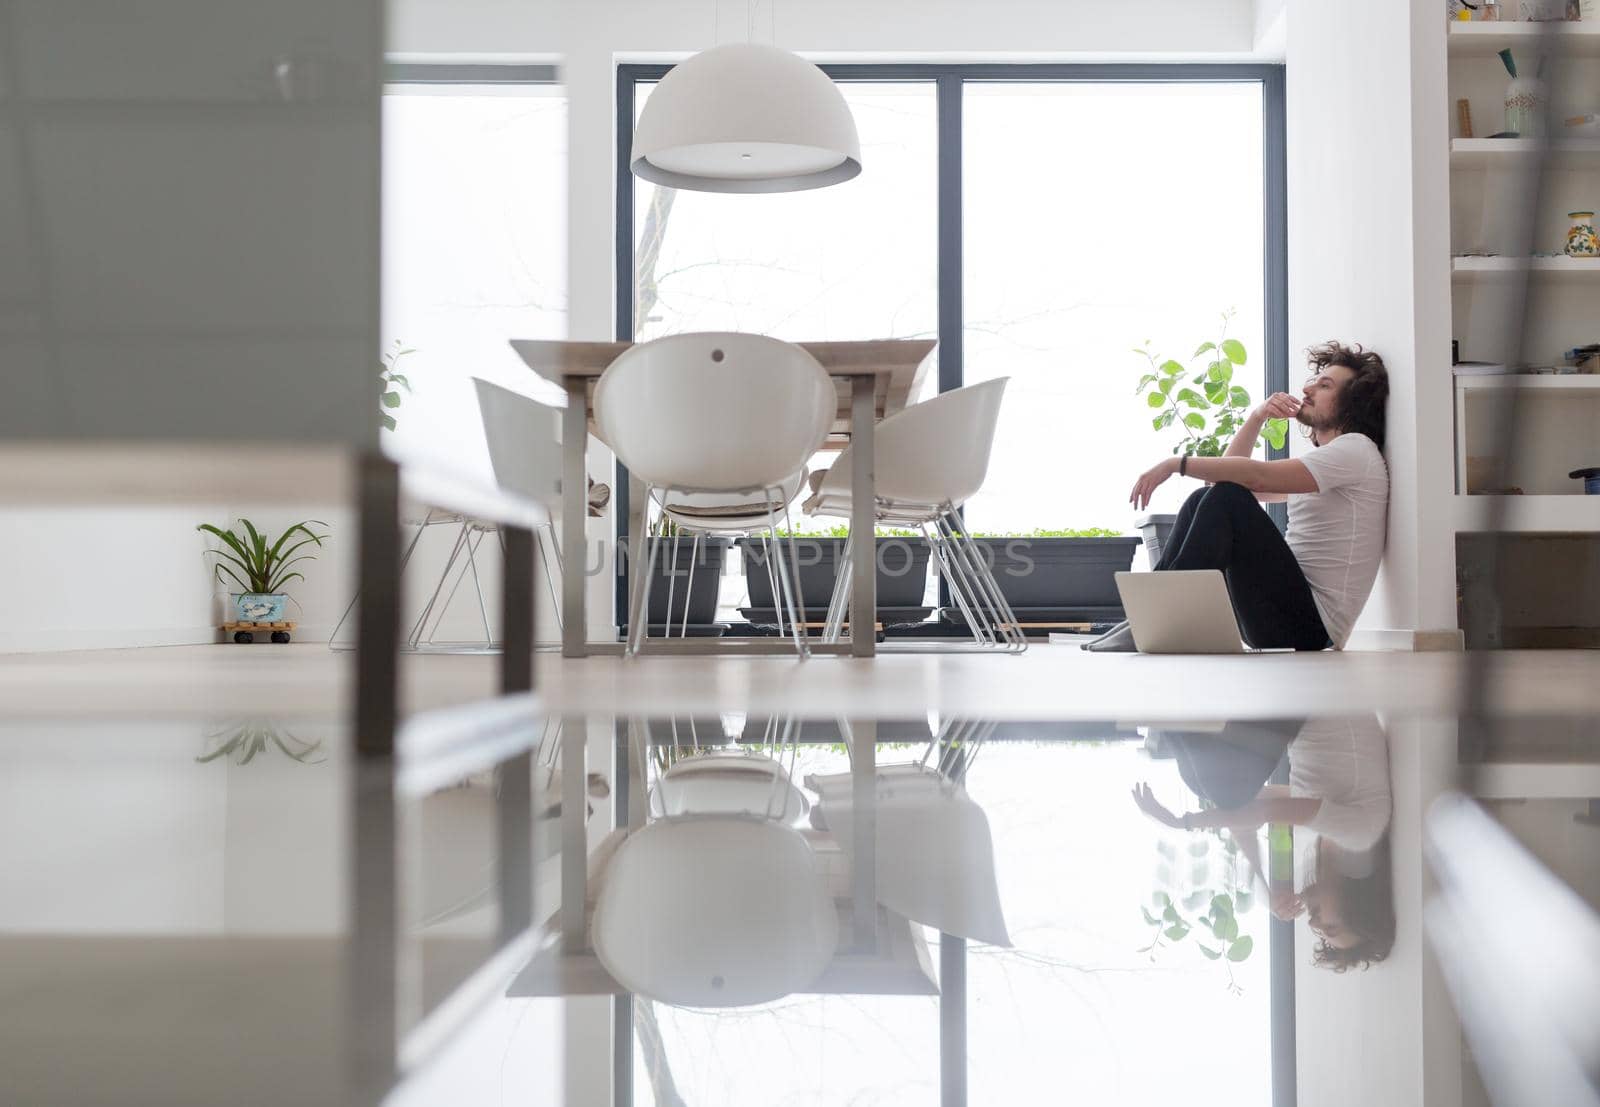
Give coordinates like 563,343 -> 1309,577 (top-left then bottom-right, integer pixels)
2,646 -> 1597,1106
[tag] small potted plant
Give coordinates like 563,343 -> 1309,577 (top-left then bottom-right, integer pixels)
198,518 -> 329,638
1132,313 -> 1288,560
737,526 -> 933,629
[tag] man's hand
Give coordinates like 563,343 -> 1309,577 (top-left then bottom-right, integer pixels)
1129,457 -> 1180,512
1131,782 -> 1185,828
1253,392 -> 1301,422
1271,889 -> 1305,921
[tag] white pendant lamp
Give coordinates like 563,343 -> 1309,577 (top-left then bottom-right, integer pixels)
631,42 -> 861,194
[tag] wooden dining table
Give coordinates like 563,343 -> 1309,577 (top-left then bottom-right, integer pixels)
509,338 -> 937,659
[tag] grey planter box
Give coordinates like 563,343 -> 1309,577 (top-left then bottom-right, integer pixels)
630,536 -> 731,629
964,536 -> 1143,609
738,536 -> 931,620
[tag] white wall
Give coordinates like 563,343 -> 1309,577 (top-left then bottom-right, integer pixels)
1285,0 -> 1455,648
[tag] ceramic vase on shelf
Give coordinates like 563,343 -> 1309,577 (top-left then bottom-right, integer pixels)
1499,49 -> 1549,137
1566,211 -> 1600,257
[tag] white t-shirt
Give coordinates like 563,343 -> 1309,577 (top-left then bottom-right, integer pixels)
1285,433 -> 1389,649
1290,716 -> 1392,888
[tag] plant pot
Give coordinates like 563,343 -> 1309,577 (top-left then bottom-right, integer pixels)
234,593 -> 288,621
1136,514 -> 1178,566
738,536 -> 931,622
957,536 -> 1143,612
633,536 -> 731,629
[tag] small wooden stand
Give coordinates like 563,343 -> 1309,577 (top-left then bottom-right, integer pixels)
223,620 -> 296,644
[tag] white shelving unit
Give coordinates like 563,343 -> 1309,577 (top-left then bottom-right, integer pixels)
1446,19 -> 1600,647
1446,21 -> 1600,57
1449,137 -> 1600,170
1451,254 -> 1600,279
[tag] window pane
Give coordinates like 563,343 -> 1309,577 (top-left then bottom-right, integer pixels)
633,82 -> 936,363
382,85 -> 567,479
963,83 -> 1266,542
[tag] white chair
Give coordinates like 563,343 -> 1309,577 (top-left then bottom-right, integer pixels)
803,377 -> 1025,652
327,378 -> 566,652
592,714 -> 836,1007
594,332 -> 835,656
806,718 -> 1010,947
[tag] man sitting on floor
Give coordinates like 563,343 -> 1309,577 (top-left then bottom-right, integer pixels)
1089,341 -> 1390,653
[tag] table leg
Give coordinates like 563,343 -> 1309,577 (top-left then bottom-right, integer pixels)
849,716 -> 878,952
561,716 -> 587,951
561,380 -> 588,658
849,375 -> 877,659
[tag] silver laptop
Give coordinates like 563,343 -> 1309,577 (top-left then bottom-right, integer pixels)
1114,570 -> 1246,654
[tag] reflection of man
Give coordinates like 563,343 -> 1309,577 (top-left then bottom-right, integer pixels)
1132,716 -> 1394,971
1091,342 -> 1390,652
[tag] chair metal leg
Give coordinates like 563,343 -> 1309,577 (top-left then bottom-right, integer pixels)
926,520 -> 993,647
628,508 -> 663,657
408,521 -> 472,649
760,533 -> 786,638
823,532 -> 853,643
762,494 -> 808,659
944,511 -> 1027,652
328,509 -> 433,647
778,489 -> 811,654
536,524 -> 564,633
680,532 -> 700,639
663,520 -> 682,638
425,525 -> 492,645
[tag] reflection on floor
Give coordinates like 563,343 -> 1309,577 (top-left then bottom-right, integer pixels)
0,647 -> 1595,1105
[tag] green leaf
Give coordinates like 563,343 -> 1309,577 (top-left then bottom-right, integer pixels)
1146,391 -> 1166,408
1176,388 -> 1210,409
1229,386 -> 1251,408
1136,373 -> 1159,392
1162,904 -> 1181,923
386,373 -> 412,391
381,412 -> 398,431
1160,359 -> 1185,377
1156,892 -> 1170,906
1205,382 -> 1229,405
1263,418 -> 1288,450
1152,415 -> 1166,430
1183,413 -> 1206,430
1207,361 -> 1234,384
1193,341 -> 1216,358
1227,936 -> 1254,962
381,391 -> 402,409
1198,944 -> 1222,960
1164,924 -> 1189,941
1141,906 -> 1161,926
1156,409 -> 1176,429
1221,338 -> 1247,364
1215,915 -> 1239,941
1211,894 -> 1234,917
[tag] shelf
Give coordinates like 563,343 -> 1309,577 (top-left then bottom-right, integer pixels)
1450,137 -> 1600,169
1447,21 -> 1600,57
1455,373 -> 1600,391
1454,494 -> 1600,533
1451,255 -> 1600,279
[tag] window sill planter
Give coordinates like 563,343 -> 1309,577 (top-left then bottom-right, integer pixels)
629,535 -> 732,633
234,593 -> 288,622
940,536 -> 1142,626
738,536 -> 931,624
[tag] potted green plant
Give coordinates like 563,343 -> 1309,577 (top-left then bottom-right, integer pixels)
940,527 -> 1141,630
378,341 -> 413,431
198,518 -> 329,631
737,526 -> 932,629
1132,314 -> 1288,561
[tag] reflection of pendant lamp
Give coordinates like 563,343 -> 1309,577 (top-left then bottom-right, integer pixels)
631,42 -> 861,194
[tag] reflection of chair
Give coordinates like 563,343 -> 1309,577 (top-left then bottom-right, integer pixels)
594,715 -> 835,1006
803,378 -> 1024,652
807,719 -> 1010,946
327,379 -> 567,651
594,332 -> 835,656
591,815 -> 839,1006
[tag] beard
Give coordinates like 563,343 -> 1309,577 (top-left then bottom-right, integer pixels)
1296,404 -> 1334,432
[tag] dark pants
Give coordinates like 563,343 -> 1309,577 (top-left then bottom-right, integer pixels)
1157,482 -> 1330,651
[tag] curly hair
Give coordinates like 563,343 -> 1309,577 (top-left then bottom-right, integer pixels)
1307,341 -> 1389,453
1310,833 -> 1395,973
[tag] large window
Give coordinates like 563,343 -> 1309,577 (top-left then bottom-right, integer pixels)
382,68 -> 566,480
962,82 -> 1266,534
620,67 -> 1284,550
